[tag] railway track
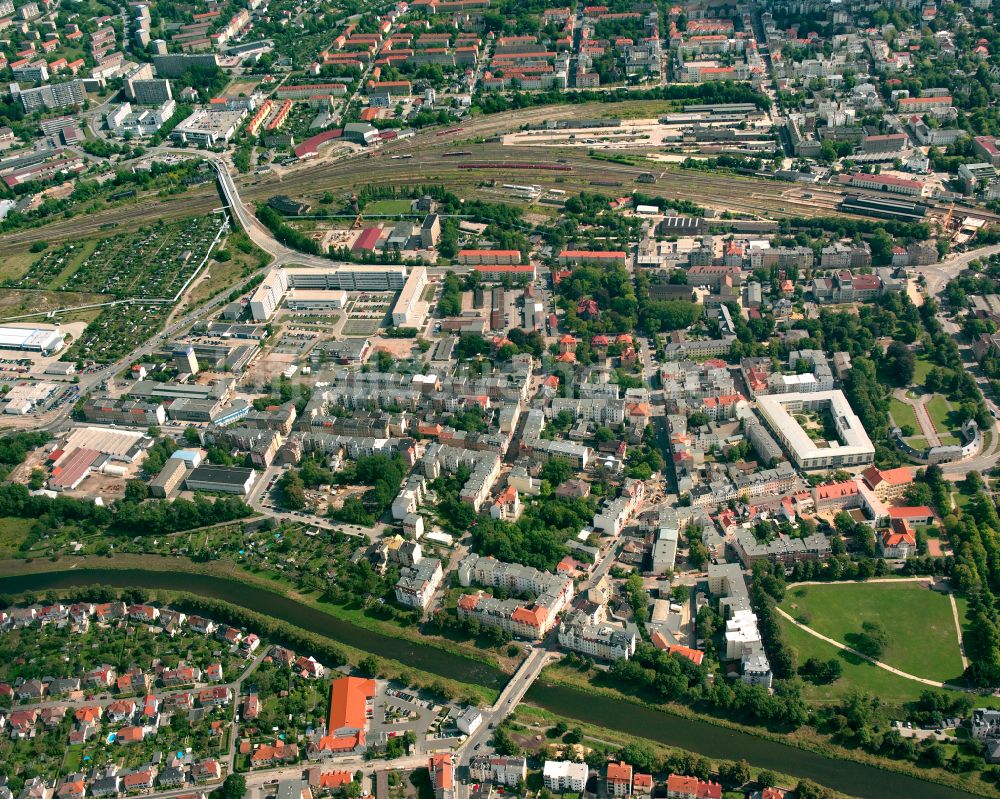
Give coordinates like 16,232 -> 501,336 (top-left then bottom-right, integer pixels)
246,152 -> 839,219
3,102 -> 926,258
0,188 -> 218,256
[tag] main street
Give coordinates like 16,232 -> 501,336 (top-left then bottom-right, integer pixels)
454,646 -> 560,799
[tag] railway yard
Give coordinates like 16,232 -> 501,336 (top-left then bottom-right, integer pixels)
0,103 -> 979,269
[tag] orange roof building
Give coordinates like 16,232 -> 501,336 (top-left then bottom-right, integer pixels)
327,676 -> 375,751
632,773 -> 653,795
606,762 -> 632,797
651,633 -> 705,666
861,465 -> 913,501
429,754 -> 454,799
665,774 -> 722,799
888,505 -> 934,523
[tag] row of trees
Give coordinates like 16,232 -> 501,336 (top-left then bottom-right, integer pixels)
0,481 -> 251,537
473,81 -> 772,116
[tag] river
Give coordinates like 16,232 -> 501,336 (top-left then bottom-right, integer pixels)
0,567 -> 988,799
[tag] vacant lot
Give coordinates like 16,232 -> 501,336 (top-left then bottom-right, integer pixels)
0,289 -> 105,323
365,199 -> 416,215
781,581 -> 964,683
0,517 -> 31,557
341,319 -> 381,336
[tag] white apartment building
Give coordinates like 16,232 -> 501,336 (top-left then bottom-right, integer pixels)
391,265 -> 428,327
557,611 -> 636,660
394,558 -> 443,610
543,762 -> 588,792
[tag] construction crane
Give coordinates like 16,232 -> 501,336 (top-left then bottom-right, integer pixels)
350,193 -> 363,230
943,201 -> 956,230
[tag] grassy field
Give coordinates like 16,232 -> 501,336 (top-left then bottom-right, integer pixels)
365,199 -> 416,215
0,249 -> 40,282
905,436 -> 928,449
781,582 -> 964,683
0,517 -> 31,557
0,289 -> 105,323
597,99 -> 682,119
777,616 -> 936,706
925,394 -> 955,436
187,235 -> 269,306
913,355 -> 935,386
889,398 -> 920,432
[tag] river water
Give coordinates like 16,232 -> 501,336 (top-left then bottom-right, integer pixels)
0,567 -> 987,799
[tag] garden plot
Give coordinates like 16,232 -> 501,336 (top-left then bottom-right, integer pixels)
9,215 -> 225,300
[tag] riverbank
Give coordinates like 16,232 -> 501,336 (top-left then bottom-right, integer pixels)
508,704 -> 855,799
149,587 -> 499,706
0,563 -> 992,799
0,553 -> 520,674
538,661 -> 1000,799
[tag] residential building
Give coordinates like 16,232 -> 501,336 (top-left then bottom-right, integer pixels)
665,774 -> 722,799
558,610 -> 636,660
15,79 -> 85,111
394,557 -> 443,610
429,755 -> 454,799
606,763 -> 632,798
542,762 -> 588,793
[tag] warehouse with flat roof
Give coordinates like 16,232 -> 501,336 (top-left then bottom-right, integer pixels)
0,324 -> 64,354
61,426 -> 150,462
185,465 -> 257,495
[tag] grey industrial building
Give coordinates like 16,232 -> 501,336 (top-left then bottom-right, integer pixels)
184,465 -> 257,495
149,458 -> 189,498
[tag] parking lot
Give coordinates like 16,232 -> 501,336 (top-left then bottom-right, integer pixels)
369,683 -> 466,750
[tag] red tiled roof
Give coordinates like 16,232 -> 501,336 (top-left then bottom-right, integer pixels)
665,775 -> 721,799
559,249 -> 626,258
328,676 -> 375,741
888,505 -> 933,519
511,605 -> 547,627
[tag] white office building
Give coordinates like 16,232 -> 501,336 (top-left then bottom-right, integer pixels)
391,265 -> 428,327
249,268 -> 289,321
755,390 -> 875,470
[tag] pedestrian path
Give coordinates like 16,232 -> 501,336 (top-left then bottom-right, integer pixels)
774,606 -> 972,692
